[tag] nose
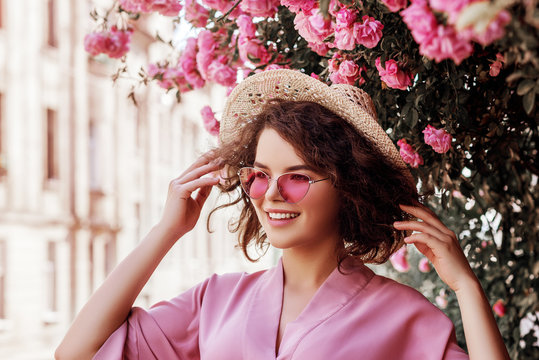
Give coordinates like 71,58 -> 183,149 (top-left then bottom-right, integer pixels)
265,177 -> 284,202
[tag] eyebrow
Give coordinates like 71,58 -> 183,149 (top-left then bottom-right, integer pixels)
253,161 -> 315,172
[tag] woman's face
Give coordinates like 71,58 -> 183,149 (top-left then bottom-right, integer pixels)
250,127 -> 341,253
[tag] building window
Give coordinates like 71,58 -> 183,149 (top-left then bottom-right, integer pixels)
0,240 -> 6,319
46,0 -> 57,47
45,241 -> 57,313
45,109 -> 58,181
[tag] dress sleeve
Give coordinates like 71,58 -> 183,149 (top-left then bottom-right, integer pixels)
93,276 -> 211,360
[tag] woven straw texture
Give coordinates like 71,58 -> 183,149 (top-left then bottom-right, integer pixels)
220,69 -> 412,182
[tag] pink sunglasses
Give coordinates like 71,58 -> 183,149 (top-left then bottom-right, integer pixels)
237,167 -> 329,204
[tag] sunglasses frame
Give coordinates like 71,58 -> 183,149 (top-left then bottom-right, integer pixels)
237,166 -> 330,204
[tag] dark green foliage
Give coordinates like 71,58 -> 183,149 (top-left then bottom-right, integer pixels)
264,2 -> 538,357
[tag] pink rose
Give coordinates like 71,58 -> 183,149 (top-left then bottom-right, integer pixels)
197,30 -> 217,52
180,55 -> 197,74
84,27 -> 133,59
185,71 -> 205,89
295,10 -> 334,45
489,53 -> 504,77
380,0 -> 407,12
148,0 -> 182,16
121,0 -> 182,16
338,60 -> 358,78
354,15 -> 383,49
390,246 -> 410,272
423,125 -> 452,154
435,289 -> 448,309
397,139 -> 424,168
200,106 -> 220,136
237,15 -> 257,38
185,0 -> 209,27
334,27 -> 356,51
310,72 -> 320,80
401,1 -> 438,45
119,0 -> 143,12
329,72 -> 350,85
147,64 -> 189,91
183,37 -> 198,58
418,257 -> 431,273
492,299 -> 506,317
280,0 -> 316,14
330,62 -> 364,86
104,27 -> 133,58
328,53 -> 342,73
335,8 -> 357,29
375,57 -> 412,90
308,42 -> 330,56
207,61 -> 237,87
238,36 -> 271,64
240,0 -> 280,17
420,25 -> 473,65
308,11 -> 335,43
84,32 -> 105,56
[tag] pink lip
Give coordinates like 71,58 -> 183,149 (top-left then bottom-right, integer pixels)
263,208 -> 298,213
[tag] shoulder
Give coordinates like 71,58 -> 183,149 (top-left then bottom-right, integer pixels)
362,270 -> 451,320
192,266 -> 273,302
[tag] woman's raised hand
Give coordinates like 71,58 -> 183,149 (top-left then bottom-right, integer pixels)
157,152 -> 222,241
393,204 -> 478,293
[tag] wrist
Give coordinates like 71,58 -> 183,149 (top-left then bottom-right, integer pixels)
151,223 -> 186,245
454,274 -> 482,299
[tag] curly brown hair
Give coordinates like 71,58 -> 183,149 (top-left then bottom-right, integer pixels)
209,99 -> 421,267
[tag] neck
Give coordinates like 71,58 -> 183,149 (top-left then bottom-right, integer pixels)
281,245 -> 339,290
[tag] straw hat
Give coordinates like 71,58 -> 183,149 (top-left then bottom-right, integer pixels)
220,69 -> 413,183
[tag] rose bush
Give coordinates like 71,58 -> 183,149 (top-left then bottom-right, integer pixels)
86,1 -> 538,357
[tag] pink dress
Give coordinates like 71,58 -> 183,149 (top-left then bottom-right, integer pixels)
94,258 -> 468,359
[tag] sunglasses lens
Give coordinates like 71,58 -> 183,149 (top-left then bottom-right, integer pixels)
239,168 -> 268,199
278,173 -> 310,203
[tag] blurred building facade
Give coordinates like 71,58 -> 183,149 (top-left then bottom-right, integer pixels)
0,1 -> 277,358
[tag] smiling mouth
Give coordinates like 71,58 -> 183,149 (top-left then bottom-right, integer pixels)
267,212 -> 300,220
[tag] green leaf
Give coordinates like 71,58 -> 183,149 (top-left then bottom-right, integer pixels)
517,79 -> 535,96
523,91 -> 535,115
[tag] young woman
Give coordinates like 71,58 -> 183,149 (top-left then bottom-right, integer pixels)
56,69 -> 509,359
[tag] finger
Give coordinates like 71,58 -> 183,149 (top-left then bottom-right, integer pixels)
404,233 -> 448,261
178,161 -> 222,184
176,177 -> 219,199
399,204 -> 454,237
394,220 -> 451,244
194,184 -> 213,208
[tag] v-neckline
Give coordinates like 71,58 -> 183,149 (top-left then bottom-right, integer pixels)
243,257 -> 374,360
275,261 -> 335,357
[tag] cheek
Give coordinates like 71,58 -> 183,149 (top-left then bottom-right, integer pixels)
251,200 -> 265,221
303,189 -> 341,222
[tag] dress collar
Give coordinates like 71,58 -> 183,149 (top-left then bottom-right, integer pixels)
243,257 -> 375,359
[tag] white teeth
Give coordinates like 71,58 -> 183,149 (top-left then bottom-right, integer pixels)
268,212 -> 299,220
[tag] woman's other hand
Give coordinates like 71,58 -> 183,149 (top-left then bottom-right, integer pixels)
393,204 -> 478,292
157,152 -> 221,241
